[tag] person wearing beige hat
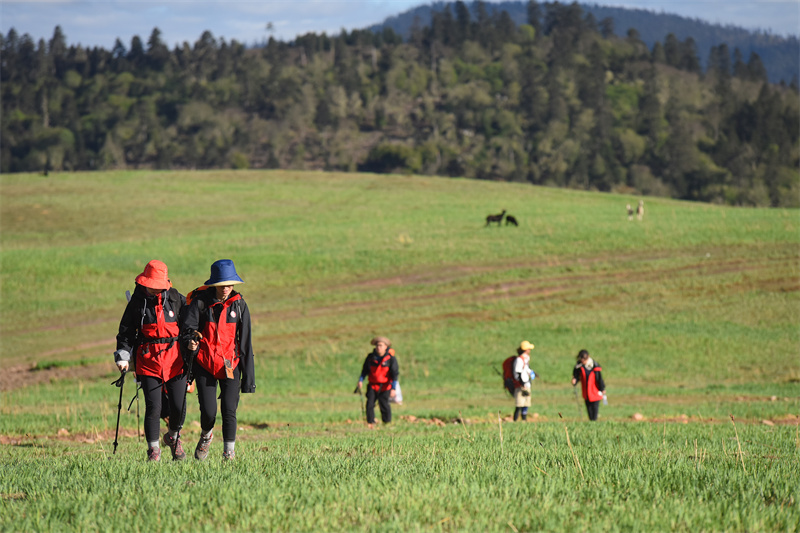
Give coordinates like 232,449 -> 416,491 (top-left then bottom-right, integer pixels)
513,341 -> 536,421
355,336 -> 399,428
114,260 -> 189,461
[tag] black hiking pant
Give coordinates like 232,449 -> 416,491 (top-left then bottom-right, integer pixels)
366,386 -> 392,424
139,373 -> 187,443
585,400 -> 600,421
195,364 -> 241,442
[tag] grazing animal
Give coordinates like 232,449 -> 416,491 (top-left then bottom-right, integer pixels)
636,200 -> 644,221
505,215 -> 518,226
626,204 -> 633,221
485,209 -> 506,226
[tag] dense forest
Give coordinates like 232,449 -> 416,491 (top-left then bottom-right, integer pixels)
376,1 -> 800,84
2,0 -> 798,206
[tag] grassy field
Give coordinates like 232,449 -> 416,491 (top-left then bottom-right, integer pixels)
1,169 -> 798,531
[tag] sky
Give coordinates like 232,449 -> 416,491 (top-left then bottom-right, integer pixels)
1,0 -> 798,50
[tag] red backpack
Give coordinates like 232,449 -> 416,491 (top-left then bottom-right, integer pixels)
185,286 -> 209,306
501,356 -> 520,395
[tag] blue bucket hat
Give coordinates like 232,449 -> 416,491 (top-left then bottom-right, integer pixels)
204,259 -> 244,287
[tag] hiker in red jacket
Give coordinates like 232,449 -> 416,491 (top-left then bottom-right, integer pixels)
114,260 -> 189,462
181,259 -> 255,461
571,349 -> 606,421
355,336 -> 399,428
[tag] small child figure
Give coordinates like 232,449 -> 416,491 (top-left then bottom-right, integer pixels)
513,341 -> 536,421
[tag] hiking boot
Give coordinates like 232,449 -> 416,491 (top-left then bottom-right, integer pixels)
222,450 -> 235,461
163,433 -> 186,461
194,433 -> 213,461
147,446 -> 161,462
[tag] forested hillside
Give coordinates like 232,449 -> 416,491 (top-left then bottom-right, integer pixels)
375,1 -> 800,84
2,0 -> 798,206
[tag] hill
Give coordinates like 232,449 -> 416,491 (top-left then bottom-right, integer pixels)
371,0 -> 800,84
1,169 -> 797,531
2,169 -> 797,396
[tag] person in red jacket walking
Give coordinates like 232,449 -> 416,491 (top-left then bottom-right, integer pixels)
114,260 -> 189,461
571,349 -> 606,421
181,259 -> 255,461
355,336 -> 399,428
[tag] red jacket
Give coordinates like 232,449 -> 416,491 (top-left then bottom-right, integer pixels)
181,287 -> 256,393
360,349 -> 399,392
574,362 -> 605,402
116,286 -> 185,382
195,293 -> 242,380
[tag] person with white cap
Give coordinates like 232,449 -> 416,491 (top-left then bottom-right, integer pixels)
114,260 -> 189,461
355,336 -> 399,428
513,340 -> 536,421
181,259 -> 255,460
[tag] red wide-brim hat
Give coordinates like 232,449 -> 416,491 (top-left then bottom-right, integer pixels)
135,260 -> 171,290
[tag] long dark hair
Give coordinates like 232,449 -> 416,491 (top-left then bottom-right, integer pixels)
576,349 -> 589,363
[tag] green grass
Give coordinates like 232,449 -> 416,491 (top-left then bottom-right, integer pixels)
1,169 -> 798,531
1,422 -> 797,532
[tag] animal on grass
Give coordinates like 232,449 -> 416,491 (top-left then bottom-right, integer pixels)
636,200 -> 644,221
485,209 -> 506,226
505,215 -> 518,226
626,204 -> 633,221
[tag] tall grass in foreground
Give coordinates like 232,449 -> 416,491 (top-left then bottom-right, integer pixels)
1,423 -> 797,532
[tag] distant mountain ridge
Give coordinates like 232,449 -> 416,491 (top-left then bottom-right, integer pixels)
369,1 -> 799,84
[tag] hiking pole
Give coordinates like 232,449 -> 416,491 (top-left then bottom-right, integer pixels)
136,389 -> 141,440
178,331 -> 201,436
127,382 -> 142,440
572,385 -> 583,420
112,370 -> 127,454
353,385 -> 365,420
122,289 -> 142,440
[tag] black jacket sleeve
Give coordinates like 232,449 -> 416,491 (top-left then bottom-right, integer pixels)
179,294 -> 206,376
594,364 -> 605,392
389,355 -> 399,385
116,290 -> 143,358
180,295 -> 204,339
237,299 -> 256,394
360,353 -> 372,381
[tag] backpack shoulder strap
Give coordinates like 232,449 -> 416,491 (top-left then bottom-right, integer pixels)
167,288 -> 183,315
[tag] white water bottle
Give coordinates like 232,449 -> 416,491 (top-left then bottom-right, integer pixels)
602,393 -> 608,406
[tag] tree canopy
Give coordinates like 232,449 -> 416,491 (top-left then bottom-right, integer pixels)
2,3 -> 798,207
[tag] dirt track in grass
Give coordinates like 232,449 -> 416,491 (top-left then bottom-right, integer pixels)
1,412 -> 797,445
0,362 -> 113,393
3,245 -> 795,391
